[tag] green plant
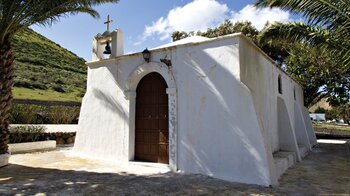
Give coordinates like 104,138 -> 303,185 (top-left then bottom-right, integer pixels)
9,125 -> 46,143
52,84 -> 65,93
10,104 -> 42,124
10,103 -> 80,124
47,106 -> 80,124
325,108 -> 338,121
31,81 -> 48,90
9,127 -> 76,144
14,80 -> 34,89
325,104 -> 350,123
315,107 -> 326,113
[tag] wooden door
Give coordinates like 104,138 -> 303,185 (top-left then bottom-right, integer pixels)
135,72 -> 169,164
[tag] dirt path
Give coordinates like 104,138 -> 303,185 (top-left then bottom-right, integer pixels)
0,141 -> 349,195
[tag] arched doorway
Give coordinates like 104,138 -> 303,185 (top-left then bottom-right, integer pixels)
135,72 -> 169,164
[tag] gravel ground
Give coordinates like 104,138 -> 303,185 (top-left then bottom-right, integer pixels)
0,140 -> 349,195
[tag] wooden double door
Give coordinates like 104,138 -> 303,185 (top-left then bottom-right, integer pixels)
135,72 -> 169,164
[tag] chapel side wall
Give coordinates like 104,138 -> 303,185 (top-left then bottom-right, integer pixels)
171,38 -> 276,186
238,38 -> 303,153
73,61 -> 129,162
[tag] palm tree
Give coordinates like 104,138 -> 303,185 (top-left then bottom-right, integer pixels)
255,0 -> 350,66
255,0 -> 350,105
0,0 -> 119,156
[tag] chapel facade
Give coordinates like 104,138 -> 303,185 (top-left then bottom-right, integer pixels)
73,28 -> 317,186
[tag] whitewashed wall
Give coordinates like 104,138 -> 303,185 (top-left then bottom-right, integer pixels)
238,37 -> 315,159
74,34 -> 315,186
74,59 -> 130,162
169,38 -> 275,185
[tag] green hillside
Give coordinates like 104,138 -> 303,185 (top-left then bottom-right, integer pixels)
11,28 -> 86,102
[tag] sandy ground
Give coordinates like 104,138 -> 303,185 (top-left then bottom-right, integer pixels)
0,140 -> 349,195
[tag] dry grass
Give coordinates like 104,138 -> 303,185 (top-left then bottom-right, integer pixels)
313,122 -> 350,132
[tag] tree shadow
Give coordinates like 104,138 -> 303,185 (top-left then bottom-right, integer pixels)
0,142 -> 348,195
0,164 -> 273,195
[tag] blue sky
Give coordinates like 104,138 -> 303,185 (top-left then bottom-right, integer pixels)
31,0 -> 292,61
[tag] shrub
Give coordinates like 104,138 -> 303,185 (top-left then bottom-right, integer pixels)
47,106 -> 80,124
314,107 -> 326,113
9,126 -> 76,144
325,104 -> 350,124
10,104 -> 42,124
78,91 -> 85,97
52,84 -> 65,92
10,104 -> 80,124
55,79 -> 65,85
325,109 -> 338,121
14,80 -> 33,89
30,76 -> 37,81
31,81 -> 48,90
9,125 -> 47,143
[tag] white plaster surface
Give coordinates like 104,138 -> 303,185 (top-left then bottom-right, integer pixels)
273,151 -> 296,179
277,97 -> 300,161
302,107 -> 318,146
152,36 -> 210,49
298,145 -> 308,158
294,103 -> 312,150
74,32 -> 315,186
10,124 -> 78,133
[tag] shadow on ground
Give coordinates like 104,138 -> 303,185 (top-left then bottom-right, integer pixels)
0,142 -> 349,195
0,165 -> 271,195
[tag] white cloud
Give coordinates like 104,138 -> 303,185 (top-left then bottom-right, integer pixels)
136,1 -> 292,45
230,5 -> 291,30
136,0 -> 228,44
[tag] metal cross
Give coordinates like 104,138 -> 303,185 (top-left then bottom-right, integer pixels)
104,15 -> 113,31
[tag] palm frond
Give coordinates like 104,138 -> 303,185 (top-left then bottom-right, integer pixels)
259,22 -> 350,68
0,0 -> 119,43
255,0 -> 350,33
260,22 -> 333,46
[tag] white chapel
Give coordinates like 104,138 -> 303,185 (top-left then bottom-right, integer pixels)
73,27 -> 317,186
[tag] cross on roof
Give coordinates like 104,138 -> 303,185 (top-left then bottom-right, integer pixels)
104,15 -> 113,31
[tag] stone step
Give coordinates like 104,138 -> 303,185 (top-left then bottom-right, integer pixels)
273,151 -> 296,179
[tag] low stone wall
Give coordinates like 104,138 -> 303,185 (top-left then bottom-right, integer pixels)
10,124 -> 78,133
0,154 -> 10,167
49,132 -> 76,145
10,124 -> 77,145
9,141 -> 56,154
314,127 -> 350,139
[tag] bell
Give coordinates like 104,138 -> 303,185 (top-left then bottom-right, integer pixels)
103,41 -> 111,54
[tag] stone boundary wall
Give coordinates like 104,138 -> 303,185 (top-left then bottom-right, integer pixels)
10,124 -> 78,133
13,99 -> 81,107
314,127 -> 350,139
10,124 -> 77,145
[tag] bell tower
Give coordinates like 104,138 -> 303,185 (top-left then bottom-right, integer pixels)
92,15 -> 124,60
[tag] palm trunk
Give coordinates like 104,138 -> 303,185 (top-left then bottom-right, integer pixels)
0,37 -> 14,155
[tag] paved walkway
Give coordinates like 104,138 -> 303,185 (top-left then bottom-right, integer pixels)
0,140 -> 349,195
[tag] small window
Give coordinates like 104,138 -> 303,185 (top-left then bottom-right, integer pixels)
278,75 -> 282,94
293,87 -> 296,100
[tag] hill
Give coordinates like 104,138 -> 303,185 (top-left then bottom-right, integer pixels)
309,98 -> 332,113
11,28 -> 86,102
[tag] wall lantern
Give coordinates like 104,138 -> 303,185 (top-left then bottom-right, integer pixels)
103,41 -> 111,54
142,48 -> 150,63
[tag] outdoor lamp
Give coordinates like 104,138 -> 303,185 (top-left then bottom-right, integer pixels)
103,41 -> 111,54
142,48 -> 150,63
